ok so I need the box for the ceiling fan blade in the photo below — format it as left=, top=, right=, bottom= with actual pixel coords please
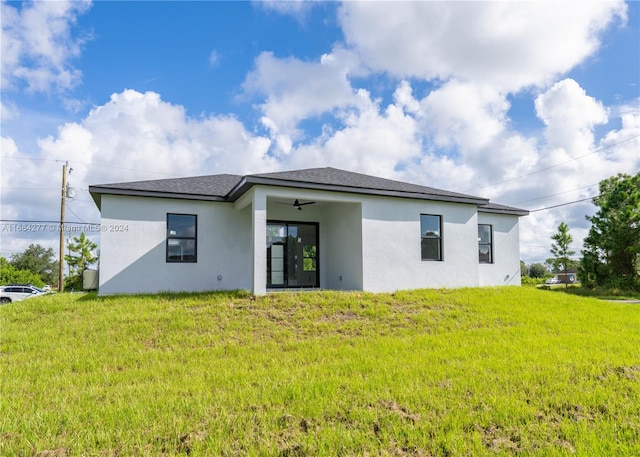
left=275, top=199, right=316, bottom=209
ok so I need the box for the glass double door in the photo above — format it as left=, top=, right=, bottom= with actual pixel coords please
left=267, top=222, right=318, bottom=288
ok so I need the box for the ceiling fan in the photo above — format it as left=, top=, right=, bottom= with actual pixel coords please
left=277, top=199, right=316, bottom=211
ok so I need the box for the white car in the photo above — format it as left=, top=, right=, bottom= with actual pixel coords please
left=545, top=277, right=562, bottom=285
left=0, top=285, right=46, bottom=304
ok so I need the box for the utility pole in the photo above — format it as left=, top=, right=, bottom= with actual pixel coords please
left=58, top=162, right=68, bottom=292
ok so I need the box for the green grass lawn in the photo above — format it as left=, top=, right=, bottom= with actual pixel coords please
left=1, top=287, right=638, bottom=456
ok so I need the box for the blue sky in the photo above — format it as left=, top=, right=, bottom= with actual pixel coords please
left=1, top=0, right=639, bottom=265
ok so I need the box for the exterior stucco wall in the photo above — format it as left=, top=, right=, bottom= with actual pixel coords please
left=98, top=195, right=252, bottom=294
left=322, top=202, right=363, bottom=291
left=478, top=212, right=522, bottom=286
left=360, top=196, right=480, bottom=292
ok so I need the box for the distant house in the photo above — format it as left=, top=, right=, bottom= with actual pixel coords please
left=555, top=268, right=579, bottom=284
left=89, top=167, right=528, bottom=295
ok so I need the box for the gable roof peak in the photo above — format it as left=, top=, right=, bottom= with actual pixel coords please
left=240, top=166, right=487, bottom=203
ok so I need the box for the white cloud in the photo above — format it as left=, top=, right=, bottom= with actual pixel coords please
left=242, top=47, right=363, bottom=139
left=253, top=0, right=316, bottom=19
left=422, top=80, right=509, bottom=152
left=41, top=89, right=276, bottom=182
left=338, top=1, right=627, bottom=91
left=461, top=78, right=612, bottom=203
left=372, top=78, right=540, bottom=195
left=1, top=0, right=92, bottom=93
left=393, top=81, right=422, bottom=117
left=535, top=78, right=609, bottom=153
left=209, top=50, right=220, bottom=67
left=600, top=100, right=640, bottom=165
left=283, top=87, right=423, bottom=178
left=0, top=100, right=16, bottom=121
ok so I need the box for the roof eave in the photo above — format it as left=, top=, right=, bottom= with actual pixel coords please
left=478, top=206, right=529, bottom=216
left=88, top=186, right=229, bottom=203
left=226, top=176, right=251, bottom=201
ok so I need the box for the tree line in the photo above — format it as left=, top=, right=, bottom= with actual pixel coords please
left=1, top=233, right=98, bottom=290
left=536, top=172, right=639, bottom=290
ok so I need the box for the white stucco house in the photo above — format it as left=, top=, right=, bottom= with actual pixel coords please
left=89, top=167, right=528, bottom=295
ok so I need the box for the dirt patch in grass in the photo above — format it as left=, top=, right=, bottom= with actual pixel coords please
left=36, top=449, right=69, bottom=457
left=551, top=403, right=597, bottom=423
left=379, top=399, right=421, bottom=423
left=275, top=415, right=309, bottom=457
left=154, top=430, right=207, bottom=455
left=476, top=424, right=522, bottom=453
left=595, top=365, right=640, bottom=383
left=614, top=366, right=640, bottom=381
left=316, top=309, right=363, bottom=323
left=384, top=439, right=429, bottom=456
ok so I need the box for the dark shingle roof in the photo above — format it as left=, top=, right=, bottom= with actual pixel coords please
left=89, top=167, right=528, bottom=215
left=242, top=167, right=481, bottom=202
left=90, top=174, right=243, bottom=204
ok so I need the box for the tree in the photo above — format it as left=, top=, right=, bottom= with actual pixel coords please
left=528, top=262, right=548, bottom=278
left=10, top=244, right=59, bottom=286
left=580, top=173, right=640, bottom=290
left=548, top=222, right=576, bottom=287
left=0, top=257, right=44, bottom=286
left=65, top=233, right=98, bottom=290
left=520, top=261, right=529, bottom=277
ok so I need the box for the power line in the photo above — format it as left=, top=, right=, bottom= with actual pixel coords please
left=65, top=202, right=89, bottom=224
left=508, top=183, right=599, bottom=205
left=464, top=134, right=640, bottom=192
left=528, top=196, right=597, bottom=213
left=527, top=180, right=629, bottom=212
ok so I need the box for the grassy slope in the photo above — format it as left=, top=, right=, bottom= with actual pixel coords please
left=1, top=288, right=638, bottom=456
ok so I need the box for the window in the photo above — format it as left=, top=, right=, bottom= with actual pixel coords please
left=166, top=214, right=197, bottom=262
left=421, top=214, right=442, bottom=261
left=478, top=224, right=493, bottom=263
